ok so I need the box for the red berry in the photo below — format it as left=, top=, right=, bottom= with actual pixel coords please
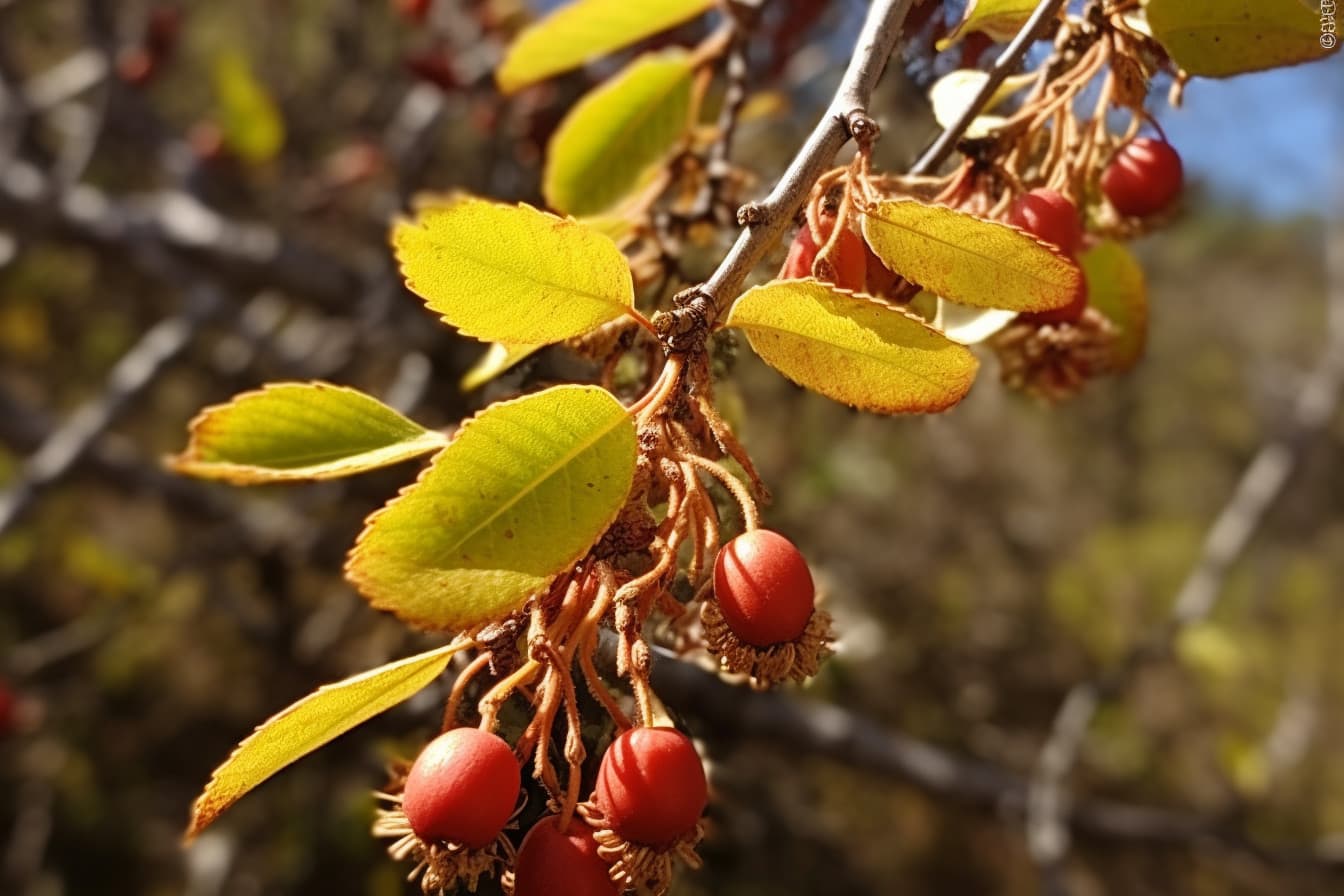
left=713, top=529, right=815, bottom=648
left=0, top=682, right=15, bottom=737
left=393, top=0, right=432, bottom=22
left=513, top=816, right=619, bottom=896
left=1101, top=137, right=1183, bottom=218
left=593, top=727, right=707, bottom=847
left=779, top=214, right=867, bottom=293
left=402, top=728, right=520, bottom=849
left=1007, top=189, right=1082, bottom=257
left=405, top=52, right=459, bottom=91
left=1019, top=279, right=1088, bottom=326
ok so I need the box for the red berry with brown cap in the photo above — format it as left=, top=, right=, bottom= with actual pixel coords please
left=1007, top=188, right=1082, bottom=257
left=402, top=728, right=520, bottom=848
left=593, top=727, right=707, bottom=847
left=1101, top=137, right=1183, bottom=218
left=513, top=816, right=619, bottom=896
left=713, top=529, right=816, bottom=648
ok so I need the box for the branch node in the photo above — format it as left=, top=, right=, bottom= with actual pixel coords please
left=735, top=201, right=768, bottom=227
left=845, top=110, right=880, bottom=147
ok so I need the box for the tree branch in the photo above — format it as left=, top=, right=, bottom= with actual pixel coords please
left=647, top=646, right=1344, bottom=871
left=700, top=0, right=916, bottom=307
left=1024, top=209, right=1344, bottom=880
left=910, top=0, right=1068, bottom=176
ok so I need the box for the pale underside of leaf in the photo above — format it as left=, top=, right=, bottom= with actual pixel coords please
left=496, top=0, right=716, bottom=93
left=345, top=385, right=637, bottom=631
left=936, top=299, right=1019, bottom=345
left=725, top=279, right=979, bottom=415
left=169, top=382, right=447, bottom=483
left=185, top=640, right=469, bottom=840
left=459, top=342, right=545, bottom=392
left=544, top=50, right=694, bottom=217
left=1147, top=0, right=1336, bottom=77
left=392, top=198, right=635, bottom=345
left=861, top=199, right=1081, bottom=313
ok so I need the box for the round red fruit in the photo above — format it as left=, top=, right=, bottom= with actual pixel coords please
left=594, top=727, right=707, bottom=847
left=402, top=728, right=520, bottom=848
left=779, top=215, right=867, bottom=293
left=0, top=681, right=15, bottom=736
left=1101, top=137, right=1183, bottom=218
left=713, top=529, right=815, bottom=648
left=1019, top=279, right=1088, bottom=326
left=1007, top=189, right=1082, bottom=256
left=513, top=816, right=619, bottom=896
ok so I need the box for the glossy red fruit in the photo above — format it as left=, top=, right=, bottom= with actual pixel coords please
left=402, top=728, right=520, bottom=848
left=393, top=0, right=432, bottom=22
left=0, top=682, right=15, bottom=736
left=779, top=214, right=867, bottom=293
left=1019, top=280, right=1088, bottom=326
left=513, top=816, right=619, bottom=896
left=1101, top=137, right=1183, bottom=218
left=713, top=529, right=815, bottom=647
left=1007, top=189, right=1082, bottom=257
left=594, top=727, right=707, bottom=847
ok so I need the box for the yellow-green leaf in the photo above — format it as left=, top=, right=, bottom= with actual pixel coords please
left=545, top=51, right=694, bottom=216
left=938, top=0, right=1040, bottom=49
left=212, top=50, right=284, bottom=164
left=725, top=279, right=979, bottom=414
left=861, top=199, right=1082, bottom=313
left=1081, top=240, right=1147, bottom=371
left=346, top=385, right=637, bottom=631
left=497, top=0, right=715, bottom=93
left=1147, top=0, right=1335, bottom=77
left=185, top=640, right=469, bottom=840
left=459, top=342, right=545, bottom=392
left=169, top=383, right=447, bottom=484
left=393, top=198, right=636, bottom=345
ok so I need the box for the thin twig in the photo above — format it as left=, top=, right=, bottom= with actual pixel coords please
left=1024, top=210, right=1344, bottom=881
left=700, top=0, right=916, bottom=308
left=909, top=0, right=1068, bottom=176
left=0, top=282, right=226, bottom=536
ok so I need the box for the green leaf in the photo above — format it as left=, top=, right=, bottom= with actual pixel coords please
left=861, top=199, right=1082, bottom=313
left=346, top=385, right=637, bottom=631
left=459, top=342, right=545, bottom=392
left=938, top=0, right=1041, bottom=49
left=185, top=641, right=469, bottom=840
left=1080, top=240, right=1147, bottom=371
left=545, top=51, right=694, bottom=216
left=497, top=0, right=716, bottom=93
left=393, top=198, right=636, bottom=345
left=169, top=382, right=447, bottom=484
left=1147, top=0, right=1336, bottom=77
left=212, top=50, right=284, bottom=163
left=725, top=279, right=979, bottom=414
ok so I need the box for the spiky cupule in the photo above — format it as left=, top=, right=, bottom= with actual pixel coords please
left=700, top=599, right=833, bottom=690
left=576, top=801, right=703, bottom=895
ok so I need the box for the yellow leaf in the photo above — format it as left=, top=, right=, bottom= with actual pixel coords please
left=1148, top=0, right=1336, bottom=78
left=1080, top=240, right=1147, bottom=371
left=861, top=199, right=1082, bottom=313
left=185, top=641, right=468, bottom=840
left=937, top=0, right=1041, bottom=49
left=211, top=50, right=284, bottom=164
left=393, top=198, right=636, bottom=344
left=497, top=0, right=716, bottom=93
left=459, top=342, right=544, bottom=392
left=725, top=279, right=979, bottom=414
left=545, top=51, right=694, bottom=216
left=169, top=382, right=447, bottom=483
left=345, top=385, right=637, bottom=631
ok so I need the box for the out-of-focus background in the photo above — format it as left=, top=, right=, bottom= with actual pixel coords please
left=2, top=1, right=1342, bottom=894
